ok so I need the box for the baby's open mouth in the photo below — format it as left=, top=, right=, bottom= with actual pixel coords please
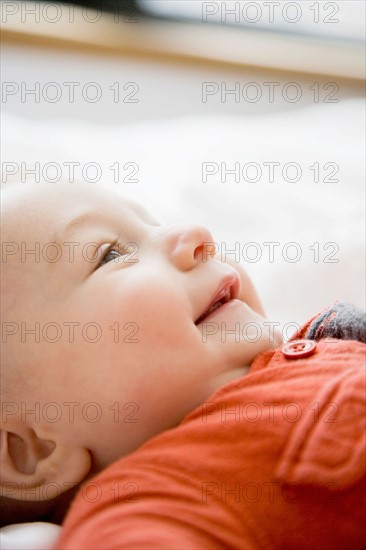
left=195, top=278, right=237, bottom=325
left=195, top=292, right=231, bottom=325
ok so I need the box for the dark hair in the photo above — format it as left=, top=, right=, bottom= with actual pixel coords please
left=0, top=485, right=80, bottom=528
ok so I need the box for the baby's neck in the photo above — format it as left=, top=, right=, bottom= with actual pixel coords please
left=209, top=366, right=250, bottom=397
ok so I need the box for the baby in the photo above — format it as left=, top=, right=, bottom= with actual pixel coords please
left=0, top=180, right=280, bottom=515
left=1, top=181, right=365, bottom=549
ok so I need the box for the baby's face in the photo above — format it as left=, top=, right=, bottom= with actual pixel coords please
left=2, top=182, right=276, bottom=471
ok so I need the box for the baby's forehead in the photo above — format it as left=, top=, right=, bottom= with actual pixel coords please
left=2, top=181, right=150, bottom=242
left=3, top=179, right=137, bottom=210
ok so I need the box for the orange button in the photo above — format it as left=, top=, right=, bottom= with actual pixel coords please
left=282, top=339, right=317, bottom=359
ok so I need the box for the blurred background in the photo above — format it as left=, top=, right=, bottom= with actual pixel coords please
left=1, top=1, right=365, bottom=329
left=1, top=0, right=364, bottom=123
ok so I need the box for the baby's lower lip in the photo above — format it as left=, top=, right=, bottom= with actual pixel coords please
left=196, top=299, right=241, bottom=325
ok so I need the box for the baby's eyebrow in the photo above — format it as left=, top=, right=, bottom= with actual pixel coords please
left=52, top=210, right=97, bottom=245
left=51, top=202, right=158, bottom=248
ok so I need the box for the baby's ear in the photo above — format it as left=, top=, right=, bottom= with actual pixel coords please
left=0, top=425, right=91, bottom=502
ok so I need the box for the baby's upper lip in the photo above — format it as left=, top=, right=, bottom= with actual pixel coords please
left=195, top=273, right=240, bottom=325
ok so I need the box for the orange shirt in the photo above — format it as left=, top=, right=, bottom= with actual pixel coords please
left=57, top=318, right=366, bottom=549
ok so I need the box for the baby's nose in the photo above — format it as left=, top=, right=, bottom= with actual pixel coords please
left=165, top=224, right=216, bottom=271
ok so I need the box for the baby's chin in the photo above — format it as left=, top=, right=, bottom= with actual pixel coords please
left=205, top=330, right=283, bottom=397
left=271, top=329, right=284, bottom=350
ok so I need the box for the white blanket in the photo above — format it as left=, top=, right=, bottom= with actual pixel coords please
left=0, top=522, right=61, bottom=550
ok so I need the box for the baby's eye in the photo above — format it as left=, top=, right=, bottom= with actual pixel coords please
left=101, top=248, right=122, bottom=265
left=99, top=241, right=125, bottom=267
left=96, top=240, right=138, bottom=270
